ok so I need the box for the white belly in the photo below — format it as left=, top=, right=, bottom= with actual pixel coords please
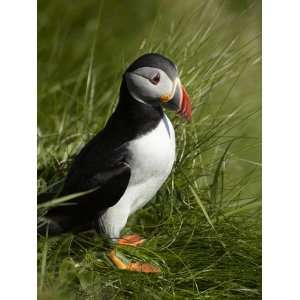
left=100, top=114, right=176, bottom=239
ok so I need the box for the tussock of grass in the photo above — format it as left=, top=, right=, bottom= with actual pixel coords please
left=38, top=0, right=261, bottom=299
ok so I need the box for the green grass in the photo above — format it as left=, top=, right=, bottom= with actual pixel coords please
left=38, top=0, right=261, bottom=299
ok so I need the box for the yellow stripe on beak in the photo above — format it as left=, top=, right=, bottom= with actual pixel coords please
left=160, top=94, right=171, bottom=102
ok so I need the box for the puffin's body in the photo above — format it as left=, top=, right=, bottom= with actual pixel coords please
left=39, top=53, right=191, bottom=272
left=100, top=113, right=176, bottom=238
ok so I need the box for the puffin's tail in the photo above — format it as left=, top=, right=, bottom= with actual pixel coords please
left=37, top=217, right=65, bottom=236
left=37, top=191, right=58, bottom=204
left=37, top=191, right=66, bottom=236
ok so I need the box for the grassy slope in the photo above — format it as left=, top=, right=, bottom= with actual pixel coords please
left=38, top=0, right=261, bottom=299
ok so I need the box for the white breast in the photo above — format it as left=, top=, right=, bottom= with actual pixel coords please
left=99, top=114, right=176, bottom=239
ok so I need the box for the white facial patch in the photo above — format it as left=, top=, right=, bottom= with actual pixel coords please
left=125, top=67, right=174, bottom=105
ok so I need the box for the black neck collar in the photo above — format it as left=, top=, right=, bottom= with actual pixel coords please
left=112, top=80, right=164, bottom=138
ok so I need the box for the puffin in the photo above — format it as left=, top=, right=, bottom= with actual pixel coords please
left=38, top=53, right=192, bottom=273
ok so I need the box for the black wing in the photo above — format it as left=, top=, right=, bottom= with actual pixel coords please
left=46, top=122, right=131, bottom=230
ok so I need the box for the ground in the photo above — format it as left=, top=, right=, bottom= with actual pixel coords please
left=38, top=1, right=261, bottom=299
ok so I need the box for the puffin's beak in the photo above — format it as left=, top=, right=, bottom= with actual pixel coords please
left=160, top=81, right=192, bottom=121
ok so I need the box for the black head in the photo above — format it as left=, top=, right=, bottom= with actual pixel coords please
left=126, top=53, right=178, bottom=81
left=124, top=53, right=192, bottom=121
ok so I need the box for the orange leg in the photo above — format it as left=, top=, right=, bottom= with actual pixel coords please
left=117, top=234, right=145, bottom=247
left=108, top=249, right=160, bottom=273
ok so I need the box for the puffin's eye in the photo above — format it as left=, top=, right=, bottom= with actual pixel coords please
left=150, top=73, right=160, bottom=85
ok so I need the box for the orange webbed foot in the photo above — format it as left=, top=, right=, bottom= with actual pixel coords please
left=117, top=234, right=145, bottom=247
left=108, top=249, right=160, bottom=273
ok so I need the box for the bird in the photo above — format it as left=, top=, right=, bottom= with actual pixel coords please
left=38, top=53, right=192, bottom=273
